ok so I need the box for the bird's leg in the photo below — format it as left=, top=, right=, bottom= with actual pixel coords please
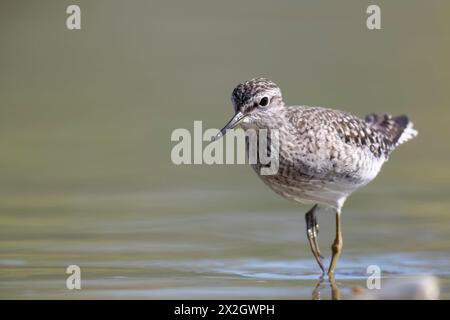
left=311, top=209, right=323, bottom=259
left=305, top=204, right=325, bottom=273
left=327, top=210, right=343, bottom=276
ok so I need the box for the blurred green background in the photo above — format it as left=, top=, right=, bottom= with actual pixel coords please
left=0, top=0, right=449, bottom=299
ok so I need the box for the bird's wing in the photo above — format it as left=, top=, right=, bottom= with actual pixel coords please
left=365, top=113, right=418, bottom=147
left=287, top=106, right=402, bottom=158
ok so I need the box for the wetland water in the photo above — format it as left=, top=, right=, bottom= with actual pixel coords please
left=1, top=187, right=450, bottom=299
left=1, top=1, right=449, bottom=299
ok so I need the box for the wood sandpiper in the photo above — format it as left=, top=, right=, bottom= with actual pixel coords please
left=216, top=78, right=418, bottom=276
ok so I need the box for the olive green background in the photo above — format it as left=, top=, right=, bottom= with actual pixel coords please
left=1, top=0, right=449, bottom=299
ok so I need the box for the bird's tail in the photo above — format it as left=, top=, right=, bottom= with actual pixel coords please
left=365, top=113, right=418, bottom=148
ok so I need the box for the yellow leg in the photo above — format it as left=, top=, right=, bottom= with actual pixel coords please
left=327, top=210, right=343, bottom=276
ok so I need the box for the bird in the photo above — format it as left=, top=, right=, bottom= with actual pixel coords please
left=214, top=78, right=418, bottom=277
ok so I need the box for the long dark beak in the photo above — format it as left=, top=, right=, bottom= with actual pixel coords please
left=213, top=111, right=246, bottom=141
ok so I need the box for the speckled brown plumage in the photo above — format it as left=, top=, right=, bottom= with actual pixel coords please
left=229, top=78, right=417, bottom=209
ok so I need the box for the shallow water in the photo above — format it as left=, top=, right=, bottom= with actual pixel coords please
left=1, top=1, right=450, bottom=299
left=1, top=188, right=449, bottom=299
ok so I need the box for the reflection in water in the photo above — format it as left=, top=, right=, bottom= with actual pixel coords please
left=311, top=274, right=440, bottom=300
left=312, top=276, right=341, bottom=300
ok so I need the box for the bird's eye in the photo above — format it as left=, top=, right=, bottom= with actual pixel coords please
left=259, top=97, right=269, bottom=107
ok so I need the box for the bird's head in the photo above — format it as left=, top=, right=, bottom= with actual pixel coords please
left=215, top=78, right=284, bottom=140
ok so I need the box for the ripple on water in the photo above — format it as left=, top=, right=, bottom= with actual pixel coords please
left=78, top=251, right=450, bottom=280
left=0, top=259, right=26, bottom=266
